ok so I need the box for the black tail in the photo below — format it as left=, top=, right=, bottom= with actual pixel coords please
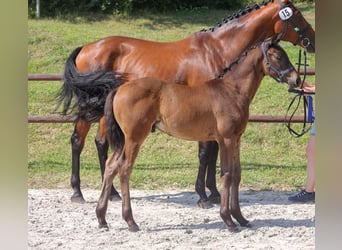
left=104, top=89, right=125, bottom=152
left=55, top=46, right=125, bottom=122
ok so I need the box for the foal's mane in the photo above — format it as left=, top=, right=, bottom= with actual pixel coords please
left=200, top=0, right=275, bottom=33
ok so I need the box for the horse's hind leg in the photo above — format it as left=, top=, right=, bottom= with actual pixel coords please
left=96, top=153, right=119, bottom=228
left=95, top=117, right=121, bottom=201
left=70, top=119, right=91, bottom=203
left=196, top=141, right=220, bottom=208
left=205, top=141, right=221, bottom=204
left=195, top=142, right=212, bottom=209
left=119, top=140, right=141, bottom=232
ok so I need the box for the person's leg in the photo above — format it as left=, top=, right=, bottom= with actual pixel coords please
left=288, top=122, right=315, bottom=202
left=305, top=134, right=315, bottom=192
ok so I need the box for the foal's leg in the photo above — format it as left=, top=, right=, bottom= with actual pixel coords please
left=230, top=139, right=249, bottom=227
left=218, top=138, right=237, bottom=232
left=96, top=153, right=120, bottom=228
left=95, top=117, right=121, bottom=201
left=70, top=119, right=91, bottom=203
left=119, top=140, right=141, bottom=232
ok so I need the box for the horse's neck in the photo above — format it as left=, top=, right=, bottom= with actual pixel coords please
left=222, top=48, right=265, bottom=102
left=209, top=2, right=278, bottom=65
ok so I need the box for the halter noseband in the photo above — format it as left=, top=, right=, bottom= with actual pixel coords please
left=261, top=41, right=295, bottom=83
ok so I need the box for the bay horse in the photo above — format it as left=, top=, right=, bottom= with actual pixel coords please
left=96, top=40, right=301, bottom=232
left=56, top=0, right=315, bottom=205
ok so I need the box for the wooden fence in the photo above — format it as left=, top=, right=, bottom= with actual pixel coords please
left=28, top=69, right=315, bottom=124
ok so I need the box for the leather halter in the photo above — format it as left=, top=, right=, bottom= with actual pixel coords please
left=276, top=0, right=312, bottom=48
left=218, top=41, right=293, bottom=81
left=261, top=41, right=295, bottom=83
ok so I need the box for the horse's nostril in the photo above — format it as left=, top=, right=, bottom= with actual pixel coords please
left=296, top=77, right=301, bottom=86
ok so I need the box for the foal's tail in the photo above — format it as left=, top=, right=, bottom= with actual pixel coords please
left=55, top=46, right=125, bottom=122
left=104, top=89, right=125, bottom=153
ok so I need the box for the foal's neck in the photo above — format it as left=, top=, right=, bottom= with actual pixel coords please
left=222, top=47, right=265, bottom=102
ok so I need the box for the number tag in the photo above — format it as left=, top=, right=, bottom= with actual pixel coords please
left=279, top=7, right=293, bottom=20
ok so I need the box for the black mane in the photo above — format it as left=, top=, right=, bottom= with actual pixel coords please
left=200, top=0, right=274, bottom=32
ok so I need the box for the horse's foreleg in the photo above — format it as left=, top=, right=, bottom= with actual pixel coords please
left=220, top=172, right=237, bottom=231
left=96, top=153, right=119, bottom=228
left=70, top=119, right=91, bottom=203
left=230, top=182, right=249, bottom=227
left=195, top=142, right=212, bottom=209
left=230, top=140, right=249, bottom=227
left=95, top=117, right=121, bottom=201
left=218, top=138, right=237, bottom=232
left=205, top=141, right=220, bottom=204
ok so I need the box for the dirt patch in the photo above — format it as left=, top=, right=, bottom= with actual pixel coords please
left=28, top=189, right=314, bottom=249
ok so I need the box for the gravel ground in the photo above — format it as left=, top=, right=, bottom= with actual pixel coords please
left=28, top=189, right=315, bottom=250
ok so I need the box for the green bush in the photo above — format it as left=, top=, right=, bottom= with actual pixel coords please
left=28, top=0, right=132, bottom=17
left=131, top=0, right=245, bottom=12
left=28, top=0, right=314, bottom=18
left=28, top=0, right=248, bottom=17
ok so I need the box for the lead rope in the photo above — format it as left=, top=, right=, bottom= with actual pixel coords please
left=285, top=46, right=315, bottom=137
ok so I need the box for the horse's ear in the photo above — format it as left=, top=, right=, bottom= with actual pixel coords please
left=264, top=36, right=278, bottom=49
left=278, top=0, right=290, bottom=7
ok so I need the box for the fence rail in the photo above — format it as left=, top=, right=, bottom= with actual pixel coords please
left=28, top=70, right=315, bottom=124
left=27, top=115, right=307, bottom=123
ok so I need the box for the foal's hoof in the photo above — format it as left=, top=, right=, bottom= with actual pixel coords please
left=109, top=193, right=122, bottom=202
left=128, top=224, right=140, bottom=232
left=98, top=223, right=109, bottom=230
left=71, top=193, right=85, bottom=203
left=208, top=194, right=221, bottom=204
left=197, top=199, right=213, bottom=209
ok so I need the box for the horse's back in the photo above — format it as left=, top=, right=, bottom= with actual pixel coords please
left=75, top=35, right=187, bottom=73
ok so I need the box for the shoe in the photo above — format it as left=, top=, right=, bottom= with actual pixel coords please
left=288, top=189, right=315, bottom=203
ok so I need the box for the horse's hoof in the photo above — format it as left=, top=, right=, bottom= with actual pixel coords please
left=197, top=199, right=213, bottom=209
left=109, top=194, right=121, bottom=202
left=128, top=224, right=140, bottom=232
left=227, top=225, right=240, bottom=233
left=241, top=221, right=251, bottom=228
left=208, top=194, right=221, bottom=204
left=71, top=194, right=85, bottom=203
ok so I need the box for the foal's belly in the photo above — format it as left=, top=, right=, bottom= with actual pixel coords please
left=155, top=118, right=217, bottom=142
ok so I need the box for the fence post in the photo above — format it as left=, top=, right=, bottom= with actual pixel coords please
left=36, top=0, right=40, bottom=19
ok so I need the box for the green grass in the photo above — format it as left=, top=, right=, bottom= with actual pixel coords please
left=28, top=3, right=315, bottom=192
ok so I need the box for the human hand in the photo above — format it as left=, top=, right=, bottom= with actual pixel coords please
left=301, top=82, right=315, bottom=94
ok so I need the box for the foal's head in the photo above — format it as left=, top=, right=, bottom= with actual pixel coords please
left=262, top=41, right=301, bottom=89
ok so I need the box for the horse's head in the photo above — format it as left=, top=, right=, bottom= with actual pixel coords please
left=274, top=0, right=315, bottom=53
left=261, top=41, right=301, bottom=89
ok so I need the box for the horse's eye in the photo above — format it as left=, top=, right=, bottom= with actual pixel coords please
left=274, top=55, right=281, bottom=60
